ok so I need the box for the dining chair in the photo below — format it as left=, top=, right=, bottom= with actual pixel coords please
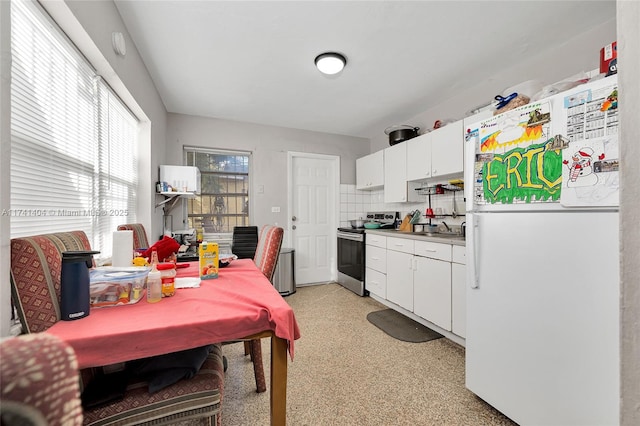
left=116, top=223, right=150, bottom=250
left=231, top=225, right=259, bottom=259
left=233, top=225, right=284, bottom=393
left=1, top=333, right=84, bottom=425
left=10, top=230, right=225, bottom=426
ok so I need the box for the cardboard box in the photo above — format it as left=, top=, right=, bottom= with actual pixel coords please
left=199, top=241, right=219, bottom=280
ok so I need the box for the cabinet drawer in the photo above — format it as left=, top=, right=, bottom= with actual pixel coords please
left=452, top=245, right=466, bottom=264
left=414, top=240, right=451, bottom=261
left=366, top=267, right=386, bottom=299
left=366, top=245, right=387, bottom=273
left=386, top=237, right=414, bottom=254
left=366, top=234, right=386, bottom=249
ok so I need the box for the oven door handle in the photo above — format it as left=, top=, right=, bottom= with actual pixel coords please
left=337, top=231, right=364, bottom=242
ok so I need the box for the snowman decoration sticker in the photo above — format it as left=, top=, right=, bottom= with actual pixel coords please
left=564, top=147, right=599, bottom=187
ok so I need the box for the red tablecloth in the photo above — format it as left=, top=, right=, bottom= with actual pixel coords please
left=46, top=259, right=300, bottom=369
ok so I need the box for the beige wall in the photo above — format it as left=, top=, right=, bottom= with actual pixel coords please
left=618, top=2, right=640, bottom=424
left=165, top=113, right=369, bottom=230
left=370, top=18, right=617, bottom=152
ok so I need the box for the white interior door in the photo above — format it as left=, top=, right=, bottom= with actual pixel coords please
left=289, top=154, right=338, bottom=284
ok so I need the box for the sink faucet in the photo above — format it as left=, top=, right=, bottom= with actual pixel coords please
left=441, top=221, right=451, bottom=232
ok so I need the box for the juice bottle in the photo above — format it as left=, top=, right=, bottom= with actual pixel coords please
left=157, top=262, right=176, bottom=297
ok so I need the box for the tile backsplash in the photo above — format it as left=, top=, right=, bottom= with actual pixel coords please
left=339, top=184, right=466, bottom=230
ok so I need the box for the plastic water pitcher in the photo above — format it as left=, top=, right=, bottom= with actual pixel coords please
left=60, top=250, right=99, bottom=321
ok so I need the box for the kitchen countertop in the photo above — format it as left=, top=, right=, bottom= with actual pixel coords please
left=365, top=229, right=466, bottom=246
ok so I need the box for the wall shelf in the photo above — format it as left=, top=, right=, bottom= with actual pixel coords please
left=155, top=192, right=197, bottom=214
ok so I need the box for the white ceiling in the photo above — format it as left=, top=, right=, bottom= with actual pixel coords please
left=114, top=1, right=616, bottom=139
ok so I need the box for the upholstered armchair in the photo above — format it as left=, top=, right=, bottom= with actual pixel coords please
left=9, top=231, right=225, bottom=425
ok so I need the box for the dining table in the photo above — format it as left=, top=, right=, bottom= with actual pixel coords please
left=46, top=258, right=301, bottom=425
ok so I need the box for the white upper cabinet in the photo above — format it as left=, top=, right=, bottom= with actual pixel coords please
left=406, top=132, right=432, bottom=181
left=430, top=119, right=463, bottom=178
left=384, top=143, right=408, bottom=203
left=356, top=151, right=384, bottom=190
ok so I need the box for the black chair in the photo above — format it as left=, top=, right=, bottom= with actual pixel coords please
left=231, top=226, right=259, bottom=259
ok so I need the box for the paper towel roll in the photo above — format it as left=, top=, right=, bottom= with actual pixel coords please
left=112, top=230, right=133, bottom=267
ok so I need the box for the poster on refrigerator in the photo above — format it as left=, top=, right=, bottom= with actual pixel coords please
left=558, top=82, right=619, bottom=207
left=472, top=100, right=562, bottom=205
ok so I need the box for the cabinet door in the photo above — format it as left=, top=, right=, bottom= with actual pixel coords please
left=356, top=151, right=383, bottom=190
left=406, top=133, right=432, bottom=181
left=386, top=250, right=413, bottom=311
left=413, top=256, right=452, bottom=331
left=431, top=120, right=463, bottom=178
left=451, top=262, right=466, bottom=338
left=366, top=267, right=386, bottom=299
left=383, top=143, right=408, bottom=203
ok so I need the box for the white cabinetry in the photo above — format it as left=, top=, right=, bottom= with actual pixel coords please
left=406, top=133, right=432, bottom=181
left=365, top=235, right=387, bottom=298
left=385, top=237, right=414, bottom=311
left=430, top=120, right=463, bottom=178
left=356, top=151, right=383, bottom=190
left=413, top=241, right=452, bottom=331
left=406, top=120, right=464, bottom=182
left=384, top=144, right=420, bottom=203
left=384, top=143, right=407, bottom=203
left=451, top=245, right=466, bottom=338
left=368, top=231, right=467, bottom=341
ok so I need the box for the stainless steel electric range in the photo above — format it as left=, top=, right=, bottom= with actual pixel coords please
left=336, top=211, right=397, bottom=296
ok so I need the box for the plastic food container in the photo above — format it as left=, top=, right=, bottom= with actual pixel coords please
left=89, top=266, right=150, bottom=307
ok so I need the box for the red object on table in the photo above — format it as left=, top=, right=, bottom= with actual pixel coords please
left=140, top=235, right=180, bottom=263
left=46, top=259, right=300, bottom=369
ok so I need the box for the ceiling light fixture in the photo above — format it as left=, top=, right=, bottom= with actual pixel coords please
left=314, top=52, right=347, bottom=75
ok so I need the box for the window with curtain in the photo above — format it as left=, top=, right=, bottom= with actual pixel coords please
left=10, top=0, right=138, bottom=258
left=184, top=147, right=250, bottom=234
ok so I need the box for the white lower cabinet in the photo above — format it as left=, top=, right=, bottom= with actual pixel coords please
left=365, top=235, right=387, bottom=299
left=451, top=245, right=466, bottom=338
left=366, top=267, right=386, bottom=299
left=367, top=232, right=467, bottom=340
left=413, top=255, right=452, bottom=331
left=386, top=249, right=414, bottom=311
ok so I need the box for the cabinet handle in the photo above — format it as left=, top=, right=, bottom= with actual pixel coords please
left=422, top=249, right=436, bottom=252
left=408, top=257, right=412, bottom=270
left=433, top=169, right=437, bottom=174
left=372, top=256, right=379, bottom=260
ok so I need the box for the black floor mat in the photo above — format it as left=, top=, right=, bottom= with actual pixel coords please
left=366, top=309, right=443, bottom=343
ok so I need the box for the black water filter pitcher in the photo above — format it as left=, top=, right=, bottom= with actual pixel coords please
left=60, top=250, right=100, bottom=321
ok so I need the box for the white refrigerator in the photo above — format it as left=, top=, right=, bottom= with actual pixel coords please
left=464, top=75, right=620, bottom=425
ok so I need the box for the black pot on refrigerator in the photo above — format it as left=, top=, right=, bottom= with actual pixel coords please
left=60, top=250, right=100, bottom=321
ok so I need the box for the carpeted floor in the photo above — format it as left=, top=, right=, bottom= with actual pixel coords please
left=218, top=283, right=516, bottom=425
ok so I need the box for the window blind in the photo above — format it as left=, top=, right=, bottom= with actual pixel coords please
left=10, top=0, right=138, bottom=258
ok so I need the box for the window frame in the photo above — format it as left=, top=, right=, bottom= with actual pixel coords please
left=183, top=146, right=252, bottom=235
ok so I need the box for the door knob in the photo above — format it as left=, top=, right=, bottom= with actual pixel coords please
left=292, top=216, right=297, bottom=221
left=292, top=225, right=297, bottom=230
